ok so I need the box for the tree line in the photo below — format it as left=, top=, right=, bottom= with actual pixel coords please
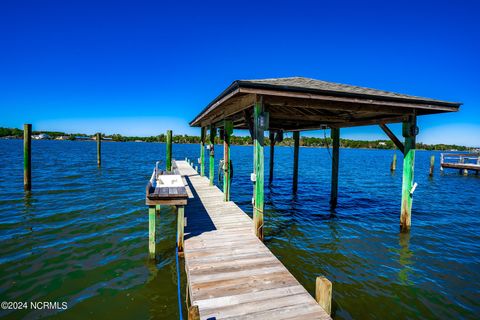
left=0, top=127, right=471, bottom=151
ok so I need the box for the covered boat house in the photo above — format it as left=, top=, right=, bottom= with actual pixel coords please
left=189, top=77, right=461, bottom=236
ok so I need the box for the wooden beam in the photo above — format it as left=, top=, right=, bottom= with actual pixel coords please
left=379, top=123, right=405, bottom=154
left=241, top=87, right=459, bottom=113
left=330, top=128, right=340, bottom=208
left=400, top=115, right=417, bottom=232
left=293, top=131, right=300, bottom=193
left=253, top=96, right=265, bottom=240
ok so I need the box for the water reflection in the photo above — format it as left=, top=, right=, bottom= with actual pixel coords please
left=398, top=232, right=414, bottom=285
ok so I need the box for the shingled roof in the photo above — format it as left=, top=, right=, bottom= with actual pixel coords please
left=190, top=77, right=461, bottom=130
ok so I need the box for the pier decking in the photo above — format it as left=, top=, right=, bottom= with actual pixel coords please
left=176, top=160, right=330, bottom=320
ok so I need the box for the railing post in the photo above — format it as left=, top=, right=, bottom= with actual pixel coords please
left=24, top=124, right=32, bottom=192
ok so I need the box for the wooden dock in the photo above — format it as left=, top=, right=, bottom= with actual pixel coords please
left=175, top=160, right=331, bottom=320
left=440, top=153, right=480, bottom=175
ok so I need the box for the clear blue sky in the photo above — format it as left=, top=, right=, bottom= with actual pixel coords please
left=1, top=0, right=479, bottom=146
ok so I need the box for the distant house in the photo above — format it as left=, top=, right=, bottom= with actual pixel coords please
left=56, top=136, right=70, bottom=140
left=378, top=142, right=386, bottom=146
left=32, top=133, right=50, bottom=140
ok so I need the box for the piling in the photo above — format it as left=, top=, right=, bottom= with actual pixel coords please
left=293, top=131, right=300, bottom=192
left=269, top=131, right=275, bottom=182
left=177, top=206, right=185, bottom=253
left=330, top=128, right=340, bottom=209
left=148, top=205, right=156, bottom=259
left=23, top=124, right=32, bottom=191
left=400, top=115, right=416, bottom=232
left=209, top=126, right=216, bottom=186
left=188, top=305, right=200, bottom=320
left=253, top=97, right=265, bottom=240
left=200, top=127, right=206, bottom=176
left=166, top=130, right=172, bottom=171
left=315, top=276, right=332, bottom=315
left=223, top=120, right=233, bottom=201
left=429, top=155, right=435, bottom=177
left=391, top=153, right=397, bottom=171
left=96, top=133, right=101, bottom=167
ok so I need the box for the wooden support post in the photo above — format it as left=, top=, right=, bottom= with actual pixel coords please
left=166, top=130, right=172, bottom=171
left=223, top=120, right=233, bottom=201
left=330, top=128, right=340, bottom=209
left=391, top=153, right=397, bottom=172
left=148, top=205, right=156, bottom=259
left=177, top=205, right=184, bottom=253
left=293, top=131, right=300, bottom=192
left=188, top=305, right=200, bottom=320
left=269, top=131, right=275, bottom=183
left=96, top=132, right=101, bottom=167
left=23, top=124, right=32, bottom=192
left=200, top=127, right=206, bottom=177
left=429, top=155, right=435, bottom=177
left=400, top=115, right=417, bottom=232
left=155, top=204, right=161, bottom=214
left=209, top=125, right=216, bottom=186
left=315, top=276, right=332, bottom=315
left=253, top=97, right=266, bottom=240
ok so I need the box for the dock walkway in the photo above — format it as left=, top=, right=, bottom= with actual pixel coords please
left=176, top=160, right=330, bottom=320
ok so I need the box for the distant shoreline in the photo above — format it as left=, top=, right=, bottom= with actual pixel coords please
left=1, top=134, right=476, bottom=152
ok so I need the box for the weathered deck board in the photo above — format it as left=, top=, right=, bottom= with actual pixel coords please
left=175, top=160, right=330, bottom=320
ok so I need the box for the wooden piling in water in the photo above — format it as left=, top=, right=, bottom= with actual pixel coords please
left=166, top=130, right=172, bottom=171
left=200, top=127, right=206, bottom=177
left=96, top=133, right=101, bottom=167
left=315, top=276, right=332, bottom=315
left=209, top=125, right=216, bottom=186
left=293, top=131, right=300, bottom=192
left=148, top=205, right=156, bottom=259
left=269, top=131, right=275, bottom=183
left=188, top=305, right=200, bottom=320
left=330, top=128, right=340, bottom=209
left=253, top=96, right=266, bottom=240
left=429, top=155, right=435, bottom=177
left=24, top=124, right=32, bottom=192
left=400, top=115, right=416, bottom=232
left=391, top=153, right=397, bottom=172
left=177, top=205, right=184, bottom=253
left=223, top=120, right=233, bottom=201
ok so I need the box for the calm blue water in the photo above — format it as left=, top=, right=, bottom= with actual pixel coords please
left=0, top=140, right=479, bottom=319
